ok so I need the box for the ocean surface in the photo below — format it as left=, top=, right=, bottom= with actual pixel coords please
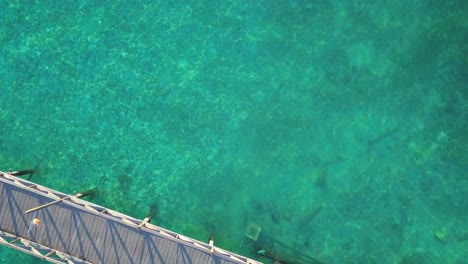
left=0, top=1, right=466, bottom=263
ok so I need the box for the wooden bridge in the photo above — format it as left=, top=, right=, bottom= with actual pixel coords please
left=0, top=170, right=262, bottom=264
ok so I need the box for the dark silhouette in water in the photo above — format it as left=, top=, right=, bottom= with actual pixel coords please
left=9, top=150, right=48, bottom=180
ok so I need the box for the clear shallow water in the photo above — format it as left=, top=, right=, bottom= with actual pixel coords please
left=0, top=1, right=466, bottom=263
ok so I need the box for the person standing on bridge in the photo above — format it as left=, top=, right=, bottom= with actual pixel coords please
left=27, top=212, right=40, bottom=233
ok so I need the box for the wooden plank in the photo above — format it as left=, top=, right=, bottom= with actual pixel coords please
left=178, top=244, right=191, bottom=263
left=39, top=207, right=55, bottom=248
left=163, top=240, right=174, bottom=263
left=79, top=212, right=96, bottom=262
left=134, top=234, right=147, bottom=263
left=3, top=186, right=18, bottom=233
left=76, top=211, right=91, bottom=261
left=111, top=222, right=130, bottom=263
left=104, top=219, right=119, bottom=264
left=198, top=248, right=210, bottom=263
left=66, top=210, right=79, bottom=257
left=51, top=206, right=70, bottom=253
left=156, top=235, right=172, bottom=263
left=123, top=225, right=140, bottom=264
left=135, top=233, right=148, bottom=261
left=81, top=211, right=102, bottom=263
left=167, top=238, right=179, bottom=263
left=25, top=195, right=72, bottom=214
left=148, top=236, right=164, bottom=263
left=84, top=215, right=98, bottom=262
left=32, top=205, right=44, bottom=243
left=54, top=205, right=73, bottom=254
left=107, top=221, right=122, bottom=263
left=0, top=184, right=11, bottom=230
left=195, top=246, right=208, bottom=263
left=112, top=221, right=128, bottom=263
left=70, top=211, right=87, bottom=260
left=127, top=229, right=140, bottom=264
left=14, top=189, right=33, bottom=235
left=123, top=228, right=140, bottom=263
left=77, top=211, right=93, bottom=257
left=147, top=234, right=164, bottom=263
left=131, top=232, right=145, bottom=263
left=91, top=214, right=107, bottom=262
left=100, top=219, right=113, bottom=263
left=0, top=183, right=7, bottom=224
left=137, top=234, right=150, bottom=264
left=122, top=225, right=137, bottom=263
left=194, top=249, right=207, bottom=262
left=154, top=235, right=168, bottom=262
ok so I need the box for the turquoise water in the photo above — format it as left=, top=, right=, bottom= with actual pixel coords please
left=0, top=0, right=466, bottom=263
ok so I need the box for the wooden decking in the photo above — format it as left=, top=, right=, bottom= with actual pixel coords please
left=0, top=171, right=261, bottom=264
